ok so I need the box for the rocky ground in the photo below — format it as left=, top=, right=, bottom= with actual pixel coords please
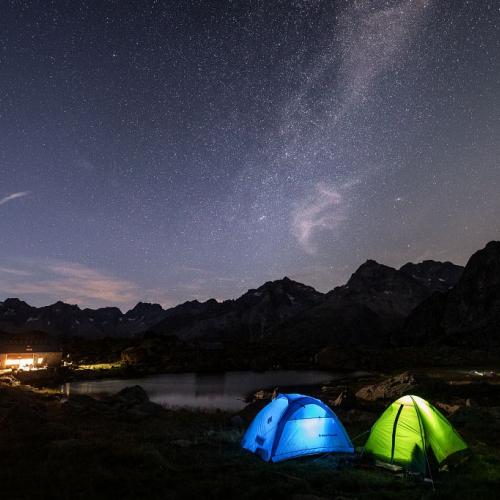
left=1, top=370, right=499, bottom=499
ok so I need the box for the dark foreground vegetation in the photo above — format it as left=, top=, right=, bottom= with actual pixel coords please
left=1, top=370, right=499, bottom=499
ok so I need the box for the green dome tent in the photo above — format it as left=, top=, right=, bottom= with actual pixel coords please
left=364, top=395, right=467, bottom=474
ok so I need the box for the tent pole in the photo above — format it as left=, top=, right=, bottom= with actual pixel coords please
left=390, top=404, right=404, bottom=464
left=410, top=396, right=435, bottom=491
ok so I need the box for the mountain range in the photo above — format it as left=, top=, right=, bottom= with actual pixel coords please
left=1, top=241, right=499, bottom=350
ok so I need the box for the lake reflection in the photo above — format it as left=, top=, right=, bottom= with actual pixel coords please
left=61, top=370, right=355, bottom=411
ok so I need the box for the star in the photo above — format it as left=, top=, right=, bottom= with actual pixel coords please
left=0, top=0, right=498, bottom=308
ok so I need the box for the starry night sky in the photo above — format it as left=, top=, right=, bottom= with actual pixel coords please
left=1, top=0, right=499, bottom=310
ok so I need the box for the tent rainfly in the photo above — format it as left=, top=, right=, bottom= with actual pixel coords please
left=363, top=395, right=468, bottom=474
left=241, top=393, right=354, bottom=462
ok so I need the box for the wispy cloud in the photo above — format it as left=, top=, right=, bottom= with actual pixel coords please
left=0, top=259, right=238, bottom=310
left=5, top=261, right=139, bottom=307
left=0, top=266, right=33, bottom=277
left=0, top=259, right=183, bottom=310
left=0, top=191, right=30, bottom=206
left=292, top=183, right=348, bottom=255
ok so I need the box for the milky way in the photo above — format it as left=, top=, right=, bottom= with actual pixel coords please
left=1, top=0, right=499, bottom=309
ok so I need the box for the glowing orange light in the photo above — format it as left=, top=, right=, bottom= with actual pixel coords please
left=4, top=354, right=47, bottom=371
left=5, top=356, right=34, bottom=369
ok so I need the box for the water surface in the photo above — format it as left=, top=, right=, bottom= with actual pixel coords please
left=61, top=370, right=362, bottom=411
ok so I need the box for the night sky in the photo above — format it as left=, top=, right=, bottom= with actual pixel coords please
left=1, top=0, right=499, bottom=310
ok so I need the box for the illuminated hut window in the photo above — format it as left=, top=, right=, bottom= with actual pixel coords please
left=5, top=355, right=35, bottom=369
left=0, top=332, right=62, bottom=370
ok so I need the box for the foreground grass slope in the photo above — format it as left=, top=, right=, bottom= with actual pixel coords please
left=0, top=379, right=499, bottom=500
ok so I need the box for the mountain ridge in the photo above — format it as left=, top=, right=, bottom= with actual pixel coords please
left=0, top=256, right=466, bottom=340
left=404, top=241, right=500, bottom=348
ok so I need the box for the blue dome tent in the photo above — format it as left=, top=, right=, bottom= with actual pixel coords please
left=241, top=393, right=354, bottom=462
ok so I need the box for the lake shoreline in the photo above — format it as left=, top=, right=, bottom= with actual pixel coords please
left=27, top=366, right=500, bottom=413
left=60, top=369, right=358, bottom=411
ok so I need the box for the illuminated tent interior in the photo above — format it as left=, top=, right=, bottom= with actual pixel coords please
left=241, top=393, right=354, bottom=462
left=363, top=395, right=468, bottom=474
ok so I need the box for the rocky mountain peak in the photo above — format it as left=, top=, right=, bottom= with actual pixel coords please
left=126, top=302, right=164, bottom=317
left=1, top=298, right=32, bottom=309
left=441, top=240, right=500, bottom=336
left=240, top=277, right=324, bottom=304
left=404, top=241, right=500, bottom=348
left=347, top=260, right=397, bottom=284
left=400, top=260, right=463, bottom=292
left=329, top=259, right=430, bottom=320
left=450, top=240, right=500, bottom=301
left=1, top=242, right=495, bottom=348
left=45, top=301, right=81, bottom=313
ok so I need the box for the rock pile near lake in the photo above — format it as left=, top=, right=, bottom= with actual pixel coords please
left=355, top=372, right=425, bottom=401
left=64, top=385, right=164, bottom=420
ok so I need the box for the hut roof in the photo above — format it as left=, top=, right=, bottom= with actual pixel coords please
left=0, top=331, right=61, bottom=353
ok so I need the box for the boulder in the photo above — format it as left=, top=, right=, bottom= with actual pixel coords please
left=435, top=402, right=461, bottom=415
left=110, top=386, right=165, bottom=417
left=113, top=385, right=149, bottom=406
left=355, top=372, right=422, bottom=401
